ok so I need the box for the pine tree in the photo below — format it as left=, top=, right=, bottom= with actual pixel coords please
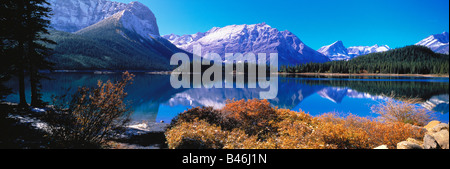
left=1, top=0, right=55, bottom=107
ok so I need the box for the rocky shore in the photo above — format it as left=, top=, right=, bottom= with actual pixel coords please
left=1, top=102, right=448, bottom=149
left=1, top=102, right=169, bottom=149
left=374, top=120, right=449, bottom=149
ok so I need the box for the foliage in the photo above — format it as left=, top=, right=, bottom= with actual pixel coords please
left=223, top=129, right=277, bottom=149
left=280, top=45, right=449, bottom=75
left=165, top=120, right=227, bottom=149
left=318, top=113, right=425, bottom=149
left=45, top=26, right=178, bottom=70
left=1, top=0, right=56, bottom=107
left=46, top=72, right=134, bottom=148
left=166, top=99, right=427, bottom=149
left=221, top=99, right=279, bottom=138
left=274, top=109, right=323, bottom=149
left=371, top=97, right=431, bottom=126
left=168, top=107, right=226, bottom=130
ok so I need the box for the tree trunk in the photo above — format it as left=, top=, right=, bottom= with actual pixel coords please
left=18, top=42, right=28, bottom=108
left=30, top=56, right=39, bottom=107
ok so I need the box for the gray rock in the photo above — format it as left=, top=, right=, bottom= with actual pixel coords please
left=431, top=130, right=449, bottom=149
left=423, top=134, right=439, bottom=149
left=48, top=0, right=160, bottom=36
left=397, top=141, right=423, bottom=149
left=430, top=123, right=449, bottom=133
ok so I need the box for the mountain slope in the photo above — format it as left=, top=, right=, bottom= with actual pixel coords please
left=416, top=32, right=449, bottom=54
left=47, top=1, right=186, bottom=70
left=163, top=23, right=330, bottom=66
left=318, top=41, right=391, bottom=61
left=49, top=0, right=128, bottom=32
left=317, top=41, right=350, bottom=61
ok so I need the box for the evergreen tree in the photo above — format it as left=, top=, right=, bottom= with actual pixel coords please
left=1, top=0, right=55, bottom=107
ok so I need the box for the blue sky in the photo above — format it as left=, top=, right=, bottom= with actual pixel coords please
left=115, top=0, right=449, bottom=50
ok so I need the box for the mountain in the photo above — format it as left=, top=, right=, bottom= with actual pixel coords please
left=416, top=32, right=449, bottom=54
left=163, top=23, right=330, bottom=66
left=317, top=41, right=351, bottom=61
left=49, top=0, right=128, bottom=32
left=47, top=1, right=185, bottom=70
left=318, top=41, right=391, bottom=61
left=347, top=45, right=391, bottom=57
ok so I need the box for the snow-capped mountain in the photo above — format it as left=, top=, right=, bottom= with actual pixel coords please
left=49, top=0, right=159, bottom=36
left=347, top=45, right=391, bottom=57
left=318, top=41, right=391, bottom=61
left=416, top=32, right=449, bottom=54
left=163, top=23, right=330, bottom=66
left=49, top=0, right=127, bottom=32
left=47, top=0, right=185, bottom=70
left=317, top=41, right=351, bottom=61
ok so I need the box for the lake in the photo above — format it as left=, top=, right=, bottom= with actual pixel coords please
left=3, top=73, right=449, bottom=123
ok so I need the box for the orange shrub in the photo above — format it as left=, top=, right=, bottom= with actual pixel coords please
left=49, top=72, right=134, bottom=148
left=223, top=129, right=277, bottom=149
left=275, top=109, right=323, bottom=149
left=318, top=113, right=425, bottom=149
left=222, top=99, right=278, bottom=137
left=168, top=107, right=225, bottom=129
left=165, top=99, right=426, bottom=149
left=165, top=120, right=227, bottom=149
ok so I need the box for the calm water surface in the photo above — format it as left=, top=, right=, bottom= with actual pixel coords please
left=4, top=73, right=449, bottom=123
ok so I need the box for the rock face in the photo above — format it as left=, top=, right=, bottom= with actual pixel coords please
left=416, top=32, right=449, bottom=54
left=46, top=0, right=185, bottom=70
left=397, top=141, right=423, bottom=149
left=163, top=23, right=330, bottom=66
left=423, top=121, right=449, bottom=149
left=48, top=0, right=159, bottom=36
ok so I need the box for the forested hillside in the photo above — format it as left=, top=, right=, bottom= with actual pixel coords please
left=280, top=46, right=449, bottom=74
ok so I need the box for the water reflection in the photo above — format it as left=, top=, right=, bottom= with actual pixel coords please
left=3, top=73, right=449, bottom=123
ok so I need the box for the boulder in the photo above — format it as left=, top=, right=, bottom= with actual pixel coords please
left=423, top=134, right=439, bottom=149
left=397, top=141, right=423, bottom=149
left=374, top=145, right=388, bottom=149
left=424, top=121, right=441, bottom=131
left=406, top=138, right=423, bottom=146
left=431, top=130, right=449, bottom=149
left=430, top=123, right=449, bottom=133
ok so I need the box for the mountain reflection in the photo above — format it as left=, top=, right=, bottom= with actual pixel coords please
left=3, top=73, right=449, bottom=122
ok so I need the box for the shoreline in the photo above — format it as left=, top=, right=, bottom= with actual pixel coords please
left=46, top=70, right=449, bottom=78
left=278, top=72, right=450, bottom=78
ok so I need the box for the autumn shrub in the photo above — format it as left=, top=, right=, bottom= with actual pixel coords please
left=223, top=129, right=277, bottom=149
left=168, top=106, right=229, bottom=130
left=318, top=113, right=425, bottom=149
left=47, top=72, right=134, bottom=148
left=166, top=99, right=427, bottom=149
left=275, top=109, right=323, bottom=149
left=165, top=120, right=227, bottom=149
left=371, top=97, right=431, bottom=126
left=221, top=99, right=279, bottom=138
left=317, top=114, right=371, bottom=149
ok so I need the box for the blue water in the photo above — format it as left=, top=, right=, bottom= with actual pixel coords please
left=3, top=73, right=449, bottom=123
